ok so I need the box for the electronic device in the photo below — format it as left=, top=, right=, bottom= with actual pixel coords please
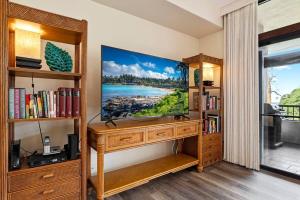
left=9, top=140, right=21, bottom=170
left=42, top=136, right=62, bottom=156
left=64, top=134, right=79, bottom=160
left=27, top=151, right=67, bottom=168
left=101, top=45, right=189, bottom=121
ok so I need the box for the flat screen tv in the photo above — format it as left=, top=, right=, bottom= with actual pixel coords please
left=101, top=45, right=189, bottom=121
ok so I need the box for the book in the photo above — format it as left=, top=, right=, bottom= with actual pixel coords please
left=59, top=88, right=66, bottom=117
left=53, top=92, right=57, bottom=118
left=72, top=88, right=80, bottom=117
left=19, top=89, right=26, bottom=119
left=49, top=90, right=54, bottom=118
left=8, top=88, right=14, bottom=119
left=25, top=94, right=30, bottom=119
left=42, top=91, right=48, bottom=118
left=14, top=89, right=20, bottom=119
left=65, top=88, right=72, bottom=117
left=55, top=91, right=60, bottom=117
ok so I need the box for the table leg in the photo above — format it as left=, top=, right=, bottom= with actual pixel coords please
left=87, top=143, right=91, bottom=178
left=97, top=136, right=105, bottom=200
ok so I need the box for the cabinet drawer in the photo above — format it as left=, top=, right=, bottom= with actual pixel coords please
left=8, top=160, right=80, bottom=192
left=52, top=192, right=80, bottom=200
left=203, top=133, right=222, bottom=144
left=8, top=177, right=80, bottom=200
left=203, top=142, right=221, bottom=152
left=106, top=129, right=146, bottom=151
left=147, top=126, right=174, bottom=143
left=176, top=123, right=198, bottom=137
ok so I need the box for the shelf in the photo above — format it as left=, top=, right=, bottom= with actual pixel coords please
left=189, top=86, right=199, bottom=89
left=8, top=159, right=80, bottom=175
left=204, top=86, right=221, bottom=90
left=89, top=154, right=199, bottom=198
left=8, top=67, right=81, bottom=80
left=203, top=109, right=220, bottom=113
left=8, top=117, right=80, bottom=123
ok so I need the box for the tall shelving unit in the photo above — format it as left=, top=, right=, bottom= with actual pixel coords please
left=0, top=2, right=87, bottom=199
left=183, top=54, right=223, bottom=168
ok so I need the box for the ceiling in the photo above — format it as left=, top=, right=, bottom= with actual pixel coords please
left=92, top=0, right=224, bottom=38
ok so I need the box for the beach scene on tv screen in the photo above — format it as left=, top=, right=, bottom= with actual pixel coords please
left=101, top=46, right=188, bottom=120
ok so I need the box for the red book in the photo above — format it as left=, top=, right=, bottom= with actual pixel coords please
left=14, top=89, right=20, bottom=119
left=58, top=88, right=66, bottom=117
left=72, top=88, right=80, bottom=117
left=25, top=94, right=30, bottom=119
left=65, top=88, right=72, bottom=117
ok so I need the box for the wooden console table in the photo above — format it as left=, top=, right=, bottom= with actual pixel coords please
left=87, top=118, right=202, bottom=200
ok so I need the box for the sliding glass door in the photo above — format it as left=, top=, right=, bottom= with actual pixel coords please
left=260, top=38, right=300, bottom=175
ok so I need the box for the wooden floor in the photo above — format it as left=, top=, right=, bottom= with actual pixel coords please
left=88, top=162, right=300, bottom=200
left=263, top=142, right=300, bottom=175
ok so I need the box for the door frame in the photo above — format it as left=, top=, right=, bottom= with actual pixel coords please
left=259, top=22, right=300, bottom=178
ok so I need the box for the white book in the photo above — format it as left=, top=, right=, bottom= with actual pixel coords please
left=53, top=93, right=57, bottom=118
left=49, top=91, right=54, bottom=118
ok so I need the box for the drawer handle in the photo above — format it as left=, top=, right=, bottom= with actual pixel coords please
left=42, top=189, right=55, bottom=195
left=120, top=137, right=132, bottom=141
left=183, top=128, right=191, bottom=132
left=157, top=132, right=166, bottom=136
left=42, top=173, right=54, bottom=179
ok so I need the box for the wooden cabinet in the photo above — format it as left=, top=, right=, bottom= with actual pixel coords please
left=7, top=160, right=81, bottom=200
left=88, top=119, right=201, bottom=200
left=8, top=160, right=80, bottom=192
left=8, top=177, right=80, bottom=200
left=203, top=133, right=222, bottom=167
left=183, top=54, right=224, bottom=168
left=0, top=2, right=88, bottom=199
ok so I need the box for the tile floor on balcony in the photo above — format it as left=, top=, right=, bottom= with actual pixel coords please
left=263, top=142, right=300, bottom=175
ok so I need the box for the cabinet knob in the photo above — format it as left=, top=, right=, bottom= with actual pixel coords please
left=42, top=189, right=55, bottom=195
left=42, top=173, right=54, bottom=179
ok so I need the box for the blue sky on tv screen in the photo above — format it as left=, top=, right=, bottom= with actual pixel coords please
left=102, top=46, right=181, bottom=80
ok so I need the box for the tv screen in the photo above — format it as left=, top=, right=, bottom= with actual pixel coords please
left=101, top=45, right=189, bottom=121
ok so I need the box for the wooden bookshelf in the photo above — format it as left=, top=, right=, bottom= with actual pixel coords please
left=1, top=2, right=87, bottom=199
left=183, top=53, right=223, bottom=168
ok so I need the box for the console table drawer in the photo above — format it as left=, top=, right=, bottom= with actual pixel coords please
left=8, top=160, right=81, bottom=192
left=176, top=123, right=198, bottom=137
left=106, top=129, right=146, bottom=151
left=8, top=177, right=80, bottom=200
left=147, top=126, right=175, bottom=143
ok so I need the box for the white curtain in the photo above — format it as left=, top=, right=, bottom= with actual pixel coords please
left=223, top=2, right=260, bottom=170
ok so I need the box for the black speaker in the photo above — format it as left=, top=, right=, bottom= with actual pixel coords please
left=66, top=134, right=79, bottom=160
left=9, top=140, right=21, bottom=170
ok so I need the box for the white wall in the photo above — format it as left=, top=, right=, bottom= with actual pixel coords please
left=167, top=0, right=222, bottom=27
left=11, top=0, right=201, bottom=173
left=199, top=30, right=224, bottom=59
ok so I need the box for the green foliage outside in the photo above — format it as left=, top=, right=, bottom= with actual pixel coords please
left=133, top=89, right=188, bottom=117
left=280, top=88, right=300, bottom=116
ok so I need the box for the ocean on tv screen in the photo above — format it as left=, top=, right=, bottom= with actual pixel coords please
left=101, top=46, right=189, bottom=120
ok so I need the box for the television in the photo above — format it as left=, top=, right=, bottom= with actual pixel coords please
left=101, top=45, right=189, bottom=121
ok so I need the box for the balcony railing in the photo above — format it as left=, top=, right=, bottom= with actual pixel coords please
left=279, top=105, right=300, bottom=120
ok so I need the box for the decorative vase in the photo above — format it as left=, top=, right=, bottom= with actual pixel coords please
left=194, top=69, right=200, bottom=86
left=45, top=42, right=73, bottom=72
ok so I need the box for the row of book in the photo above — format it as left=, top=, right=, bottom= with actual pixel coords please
left=192, top=92, right=220, bottom=111
left=9, top=88, right=80, bottom=119
left=202, top=93, right=219, bottom=110
left=203, top=115, right=221, bottom=134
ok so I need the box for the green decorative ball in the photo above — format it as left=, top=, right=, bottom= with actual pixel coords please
left=45, top=42, right=73, bottom=72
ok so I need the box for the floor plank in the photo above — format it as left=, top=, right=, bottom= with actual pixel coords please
left=88, top=162, right=300, bottom=200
